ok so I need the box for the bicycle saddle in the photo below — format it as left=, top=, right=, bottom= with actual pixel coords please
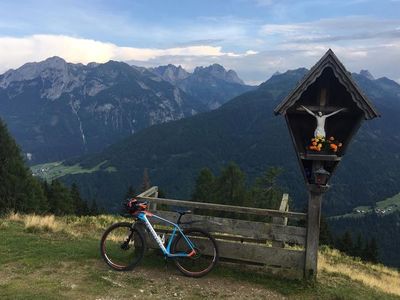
left=174, top=209, right=192, bottom=216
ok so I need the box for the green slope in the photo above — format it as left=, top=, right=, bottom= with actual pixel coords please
left=31, top=161, right=116, bottom=182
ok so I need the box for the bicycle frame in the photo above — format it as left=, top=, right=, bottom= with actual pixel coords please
left=136, top=211, right=196, bottom=258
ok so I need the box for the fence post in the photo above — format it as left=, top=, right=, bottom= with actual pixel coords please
left=272, top=194, right=289, bottom=248
left=150, top=187, right=158, bottom=211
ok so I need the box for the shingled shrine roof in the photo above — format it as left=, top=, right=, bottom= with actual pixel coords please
left=274, top=49, right=380, bottom=119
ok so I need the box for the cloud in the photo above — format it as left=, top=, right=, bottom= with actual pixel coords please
left=0, top=34, right=257, bottom=73
left=260, top=16, right=400, bottom=44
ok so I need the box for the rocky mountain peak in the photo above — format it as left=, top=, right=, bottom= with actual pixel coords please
left=150, top=64, right=190, bottom=83
left=193, top=64, right=244, bottom=85
left=0, top=56, right=70, bottom=89
left=359, top=70, right=375, bottom=81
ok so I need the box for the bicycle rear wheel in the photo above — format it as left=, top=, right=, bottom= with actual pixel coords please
left=100, top=222, right=146, bottom=271
left=171, top=228, right=219, bottom=277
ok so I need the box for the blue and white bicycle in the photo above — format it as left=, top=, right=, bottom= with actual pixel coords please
left=100, top=198, right=219, bottom=277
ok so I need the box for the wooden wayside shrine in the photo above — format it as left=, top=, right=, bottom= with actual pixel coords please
left=275, top=49, right=379, bottom=279
left=137, top=186, right=308, bottom=279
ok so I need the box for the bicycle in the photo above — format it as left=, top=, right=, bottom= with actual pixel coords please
left=100, top=198, right=219, bottom=278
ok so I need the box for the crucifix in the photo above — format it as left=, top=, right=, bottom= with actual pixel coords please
left=300, top=88, right=345, bottom=138
left=301, top=105, right=345, bottom=138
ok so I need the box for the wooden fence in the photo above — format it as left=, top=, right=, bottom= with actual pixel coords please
left=136, top=186, right=307, bottom=279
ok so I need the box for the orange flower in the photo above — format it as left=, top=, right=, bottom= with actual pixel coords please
left=312, top=141, right=317, bottom=146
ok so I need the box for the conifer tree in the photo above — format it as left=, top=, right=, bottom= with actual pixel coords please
left=48, top=180, right=74, bottom=215
left=250, top=167, right=283, bottom=209
left=0, top=118, right=47, bottom=214
left=192, top=168, right=216, bottom=203
left=141, top=168, right=151, bottom=192
left=319, top=215, right=333, bottom=246
left=124, top=185, right=136, bottom=199
left=364, top=237, right=379, bottom=263
left=215, top=162, right=247, bottom=207
left=353, top=233, right=364, bottom=258
left=340, top=231, right=353, bottom=254
left=90, top=199, right=99, bottom=215
left=71, top=183, right=89, bottom=216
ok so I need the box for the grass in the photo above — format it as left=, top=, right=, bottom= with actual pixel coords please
left=319, top=246, right=400, bottom=296
left=30, top=160, right=116, bottom=181
left=1, top=214, right=399, bottom=299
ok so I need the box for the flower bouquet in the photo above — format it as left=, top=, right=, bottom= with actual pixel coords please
left=308, top=136, right=342, bottom=153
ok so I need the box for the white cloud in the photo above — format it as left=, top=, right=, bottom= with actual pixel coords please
left=0, top=34, right=257, bottom=73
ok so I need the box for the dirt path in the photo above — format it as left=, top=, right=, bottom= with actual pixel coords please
left=108, top=266, right=287, bottom=300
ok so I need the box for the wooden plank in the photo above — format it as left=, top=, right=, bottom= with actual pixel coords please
left=137, top=195, right=307, bottom=220
left=296, top=106, right=349, bottom=113
left=146, top=236, right=304, bottom=269
left=300, top=153, right=341, bottom=161
left=148, top=210, right=306, bottom=245
left=216, top=240, right=305, bottom=269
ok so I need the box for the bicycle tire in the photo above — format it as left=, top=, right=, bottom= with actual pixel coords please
left=171, top=228, right=219, bottom=277
left=100, top=222, right=146, bottom=271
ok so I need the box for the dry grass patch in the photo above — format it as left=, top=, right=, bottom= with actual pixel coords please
left=24, top=214, right=61, bottom=233
left=319, top=247, right=400, bottom=296
left=6, top=212, right=23, bottom=222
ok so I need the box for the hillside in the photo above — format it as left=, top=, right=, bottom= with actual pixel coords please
left=51, top=68, right=400, bottom=217
left=326, top=193, right=400, bottom=268
left=1, top=213, right=399, bottom=299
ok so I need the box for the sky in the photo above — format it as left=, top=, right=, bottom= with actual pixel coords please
left=0, top=0, right=399, bottom=84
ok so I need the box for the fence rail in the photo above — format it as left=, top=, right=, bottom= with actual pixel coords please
left=137, top=186, right=307, bottom=278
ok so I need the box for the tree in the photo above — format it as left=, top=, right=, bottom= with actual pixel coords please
left=215, top=162, right=247, bottom=207
left=319, top=215, right=333, bottom=246
left=364, top=237, right=379, bottom=263
left=141, top=168, right=151, bottom=192
left=90, top=199, right=99, bottom=216
left=124, top=185, right=136, bottom=199
left=48, top=180, right=74, bottom=215
left=353, top=233, right=364, bottom=258
left=338, top=230, right=353, bottom=254
left=192, top=168, right=216, bottom=203
left=71, top=183, right=89, bottom=216
left=250, top=167, right=283, bottom=209
left=0, top=118, right=47, bottom=214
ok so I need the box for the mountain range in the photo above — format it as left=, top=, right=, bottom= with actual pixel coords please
left=0, top=57, right=252, bottom=163
left=54, top=67, right=400, bottom=218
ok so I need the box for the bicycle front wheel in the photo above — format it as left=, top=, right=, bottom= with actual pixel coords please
left=100, top=222, right=146, bottom=271
left=171, top=228, right=219, bottom=277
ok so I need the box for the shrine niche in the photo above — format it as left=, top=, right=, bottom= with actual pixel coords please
left=274, top=49, right=379, bottom=187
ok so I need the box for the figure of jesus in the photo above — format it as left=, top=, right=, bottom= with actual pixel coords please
left=300, top=105, right=345, bottom=138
